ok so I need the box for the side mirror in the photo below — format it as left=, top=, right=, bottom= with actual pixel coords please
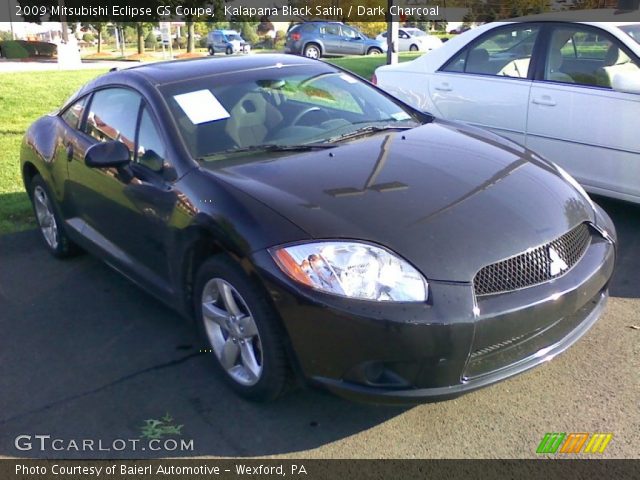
left=85, top=141, right=131, bottom=168
left=612, top=71, right=640, bottom=95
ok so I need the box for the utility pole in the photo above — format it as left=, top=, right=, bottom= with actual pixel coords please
left=8, top=0, right=15, bottom=40
left=386, top=0, right=398, bottom=65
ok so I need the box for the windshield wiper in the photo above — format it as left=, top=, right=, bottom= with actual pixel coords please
left=199, top=143, right=336, bottom=160
left=324, top=125, right=414, bottom=144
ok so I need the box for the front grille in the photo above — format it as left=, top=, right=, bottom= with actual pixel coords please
left=473, top=223, right=591, bottom=296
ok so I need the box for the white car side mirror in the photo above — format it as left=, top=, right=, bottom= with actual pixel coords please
left=612, top=71, right=640, bottom=95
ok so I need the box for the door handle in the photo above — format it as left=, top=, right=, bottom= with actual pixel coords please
left=434, top=83, right=452, bottom=92
left=532, top=95, right=556, bottom=107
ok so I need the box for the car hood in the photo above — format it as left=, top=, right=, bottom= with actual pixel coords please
left=205, top=120, right=595, bottom=282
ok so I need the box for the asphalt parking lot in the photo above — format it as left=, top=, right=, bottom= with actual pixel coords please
left=0, top=196, right=638, bottom=459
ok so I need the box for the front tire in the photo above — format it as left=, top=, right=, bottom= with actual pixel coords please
left=303, top=43, right=321, bottom=59
left=367, top=47, right=383, bottom=55
left=194, top=256, right=290, bottom=401
left=29, top=174, right=78, bottom=258
left=409, top=44, right=419, bottom=52
left=225, top=46, right=233, bottom=55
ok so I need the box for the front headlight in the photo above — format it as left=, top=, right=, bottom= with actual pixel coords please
left=270, top=241, right=428, bottom=302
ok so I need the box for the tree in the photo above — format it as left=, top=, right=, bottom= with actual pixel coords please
left=86, top=22, right=107, bottom=53
left=136, top=23, right=145, bottom=55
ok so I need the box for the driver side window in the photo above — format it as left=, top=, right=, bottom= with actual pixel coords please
left=443, top=25, right=539, bottom=78
left=341, top=27, right=359, bottom=39
left=136, top=107, right=167, bottom=172
left=85, top=88, right=141, bottom=160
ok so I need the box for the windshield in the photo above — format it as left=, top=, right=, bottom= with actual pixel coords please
left=160, top=64, right=424, bottom=161
left=620, top=24, right=640, bottom=45
left=410, top=30, right=427, bottom=37
left=227, top=34, right=242, bottom=41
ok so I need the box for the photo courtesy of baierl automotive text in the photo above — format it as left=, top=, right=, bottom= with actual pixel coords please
left=0, top=0, right=638, bottom=477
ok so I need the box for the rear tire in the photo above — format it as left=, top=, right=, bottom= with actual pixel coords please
left=367, top=47, right=383, bottom=55
left=29, top=174, right=79, bottom=258
left=303, top=43, right=321, bottom=59
left=194, top=256, right=291, bottom=401
left=208, top=46, right=214, bottom=56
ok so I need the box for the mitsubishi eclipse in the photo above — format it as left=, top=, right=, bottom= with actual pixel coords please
left=21, top=55, right=616, bottom=404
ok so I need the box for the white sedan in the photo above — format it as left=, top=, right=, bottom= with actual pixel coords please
left=376, top=28, right=443, bottom=52
left=374, top=11, right=640, bottom=203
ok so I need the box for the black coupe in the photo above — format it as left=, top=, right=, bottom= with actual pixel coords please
left=21, top=55, right=616, bottom=404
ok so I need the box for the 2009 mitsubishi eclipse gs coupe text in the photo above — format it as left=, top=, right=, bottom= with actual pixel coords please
left=21, top=55, right=616, bottom=404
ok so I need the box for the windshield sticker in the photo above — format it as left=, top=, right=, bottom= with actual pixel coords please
left=391, top=111, right=411, bottom=121
left=340, top=74, right=358, bottom=84
left=174, top=90, right=230, bottom=125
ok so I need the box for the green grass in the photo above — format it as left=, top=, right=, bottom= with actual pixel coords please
left=326, top=52, right=422, bottom=79
left=0, top=69, right=107, bottom=234
left=0, top=54, right=421, bottom=235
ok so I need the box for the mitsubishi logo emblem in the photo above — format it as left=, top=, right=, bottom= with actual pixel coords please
left=549, top=247, right=568, bottom=275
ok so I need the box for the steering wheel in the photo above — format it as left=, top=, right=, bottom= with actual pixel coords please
left=291, top=107, right=329, bottom=126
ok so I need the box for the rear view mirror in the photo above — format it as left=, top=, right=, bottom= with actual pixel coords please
left=612, top=71, right=640, bottom=95
left=85, top=141, right=131, bottom=168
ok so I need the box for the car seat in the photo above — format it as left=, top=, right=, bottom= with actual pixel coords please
left=546, top=48, right=575, bottom=83
left=224, top=92, right=283, bottom=148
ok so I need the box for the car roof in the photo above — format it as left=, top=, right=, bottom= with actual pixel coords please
left=510, top=8, right=640, bottom=25
left=98, top=54, right=326, bottom=88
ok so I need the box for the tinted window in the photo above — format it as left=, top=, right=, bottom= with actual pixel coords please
left=544, top=25, right=640, bottom=88
left=61, top=97, right=87, bottom=129
left=321, top=25, right=341, bottom=36
left=443, top=25, right=539, bottom=78
left=85, top=88, right=141, bottom=159
left=136, top=107, right=166, bottom=172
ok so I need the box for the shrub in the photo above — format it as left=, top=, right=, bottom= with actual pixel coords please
left=0, top=40, right=57, bottom=58
left=144, top=31, right=157, bottom=50
left=82, top=33, right=95, bottom=43
left=0, top=41, right=29, bottom=58
left=274, top=30, right=286, bottom=49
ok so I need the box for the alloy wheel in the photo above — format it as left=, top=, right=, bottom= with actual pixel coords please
left=201, top=278, right=263, bottom=386
left=33, top=185, right=58, bottom=249
left=304, top=46, right=320, bottom=59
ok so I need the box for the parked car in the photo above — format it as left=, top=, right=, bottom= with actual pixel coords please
left=376, top=28, right=443, bottom=52
left=374, top=11, right=640, bottom=204
left=207, top=29, right=250, bottom=55
left=21, top=54, right=615, bottom=404
left=285, top=21, right=387, bottom=59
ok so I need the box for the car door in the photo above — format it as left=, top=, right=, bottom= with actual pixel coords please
left=428, top=23, right=541, bottom=145
left=67, top=87, right=178, bottom=291
left=319, top=24, right=342, bottom=54
left=339, top=25, right=365, bottom=55
left=526, top=23, right=640, bottom=201
left=398, top=30, right=411, bottom=51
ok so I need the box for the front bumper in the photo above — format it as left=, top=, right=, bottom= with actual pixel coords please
left=252, top=221, right=615, bottom=405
